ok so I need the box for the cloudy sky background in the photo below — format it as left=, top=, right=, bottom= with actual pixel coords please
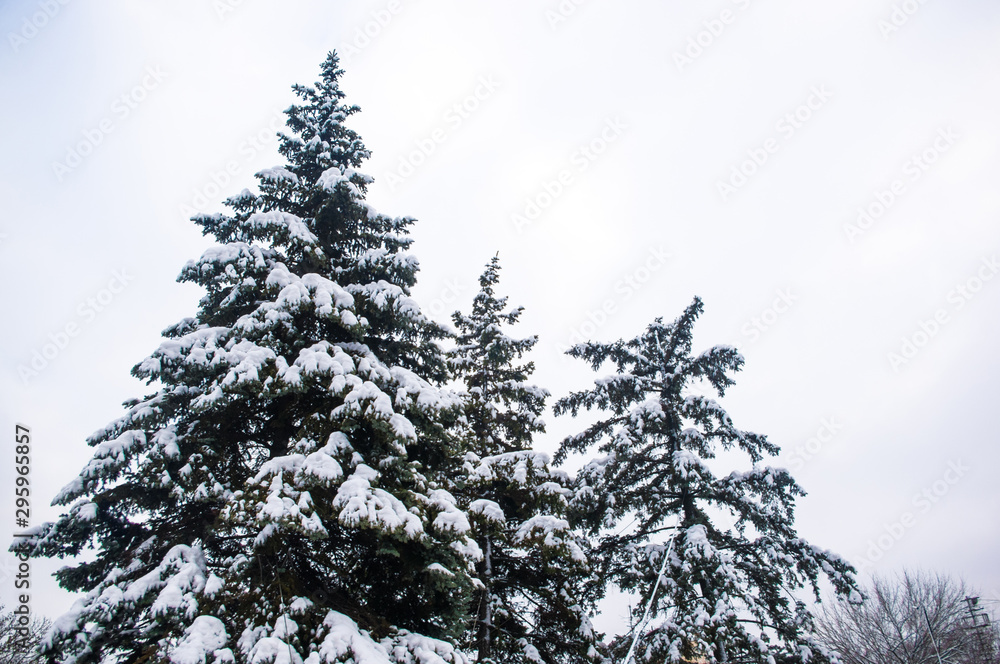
left=2, top=0, right=999, bottom=631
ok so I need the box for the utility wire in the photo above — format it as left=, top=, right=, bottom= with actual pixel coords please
left=623, top=537, right=677, bottom=664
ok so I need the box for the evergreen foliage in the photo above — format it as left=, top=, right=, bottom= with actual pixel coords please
left=14, top=53, right=477, bottom=664
left=448, top=257, right=602, bottom=664
left=10, top=50, right=860, bottom=664
left=555, top=297, right=860, bottom=663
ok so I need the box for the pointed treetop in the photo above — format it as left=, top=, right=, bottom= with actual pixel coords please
left=280, top=51, right=370, bottom=178
left=449, top=254, right=547, bottom=455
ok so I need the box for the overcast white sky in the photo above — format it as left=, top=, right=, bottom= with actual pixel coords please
left=2, top=0, right=999, bottom=631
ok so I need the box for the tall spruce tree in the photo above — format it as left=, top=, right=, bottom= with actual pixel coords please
left=448, top=257, right=602, bottom=664
left=554, top=297, right=860, bottom=664
left=13, top=53, right=480, bottom=664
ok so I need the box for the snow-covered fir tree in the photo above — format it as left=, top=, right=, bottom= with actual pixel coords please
left=448, top=256, right=602, bottom=664
left=13, top=53, right=481, bottom=664
left=554, top=297, right=860, bottom=664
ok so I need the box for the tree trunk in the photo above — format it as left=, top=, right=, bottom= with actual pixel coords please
left=477, top=535, right=493, bottom=662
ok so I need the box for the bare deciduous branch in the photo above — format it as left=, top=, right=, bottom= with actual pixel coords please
left=815, top=570, right=999, bottom=664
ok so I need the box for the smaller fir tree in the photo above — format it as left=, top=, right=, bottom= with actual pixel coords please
left=555, top=296, right=860, bottom=664
left=448, top=256, right=603, bottom=664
